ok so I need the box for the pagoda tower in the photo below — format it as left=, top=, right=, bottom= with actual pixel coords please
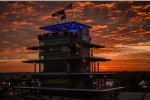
left=25, top=21, right=111, bottom=89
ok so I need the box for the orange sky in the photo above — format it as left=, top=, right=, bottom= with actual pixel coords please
left=0, top=1, right=150, bottom=72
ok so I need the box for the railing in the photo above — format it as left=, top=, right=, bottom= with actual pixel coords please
left=40, top=37, right=70, bottom=46
left=38, top=31, right=78, bottom=40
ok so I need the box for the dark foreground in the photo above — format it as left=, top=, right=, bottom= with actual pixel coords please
left=0, top=71, right=150, bottom=100
left=0, top=92, right=150, bottom=100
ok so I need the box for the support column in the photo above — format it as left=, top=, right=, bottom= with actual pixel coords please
left=34, top=63, right=36, bottom=73
left=94, top=62, right=96, bottom=72
left=97, top=62, right=99, bottom=72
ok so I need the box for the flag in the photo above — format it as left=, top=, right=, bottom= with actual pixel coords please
left=61, top=14, right=66, bottom=20
left=65, top=3, right=72, bottom=10
left=52, top=10, right=65, bottom=17
left=52, top=12, right=58, bottom=17
left=58, top=10, right=65, bottom=15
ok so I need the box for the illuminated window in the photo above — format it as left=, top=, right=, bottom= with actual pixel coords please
left=61, top=46, right=68, bottom=52
left=39, top=63, right=44, bottom=72
left=49, top=48, right=54, bottom=51
left=76, top=52, right=79, bottom=55
left=40, top=56, right=44, bottom=59
left=40, top=42, right=44, bottom=46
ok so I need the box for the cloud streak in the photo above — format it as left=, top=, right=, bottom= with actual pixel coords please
left=0, top=1, right=150, bottom=72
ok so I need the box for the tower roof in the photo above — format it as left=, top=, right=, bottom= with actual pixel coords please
left=39, top=21, right=91, bottom=32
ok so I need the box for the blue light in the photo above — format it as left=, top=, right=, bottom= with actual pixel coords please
left=39, top=21, right=91, bottom=32
left=68, top=29, right=79, bottom=33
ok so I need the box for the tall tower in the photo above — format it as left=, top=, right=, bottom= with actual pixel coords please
left=26, top=22, right=108, bottom=73
left=25, top=21, right=110, bottom=89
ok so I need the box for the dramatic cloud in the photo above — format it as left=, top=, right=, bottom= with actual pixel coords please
left=0, top=1, right=150, bottom=72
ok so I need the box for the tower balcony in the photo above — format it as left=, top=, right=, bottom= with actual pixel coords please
left=23, top=56, right=111, bottom=63
left=27, top=42, right=105, bottom=50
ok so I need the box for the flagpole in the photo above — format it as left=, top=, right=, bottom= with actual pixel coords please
left=72, top=3, right=73, bottom=21
left=57, top=15, right=59, bottom=24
